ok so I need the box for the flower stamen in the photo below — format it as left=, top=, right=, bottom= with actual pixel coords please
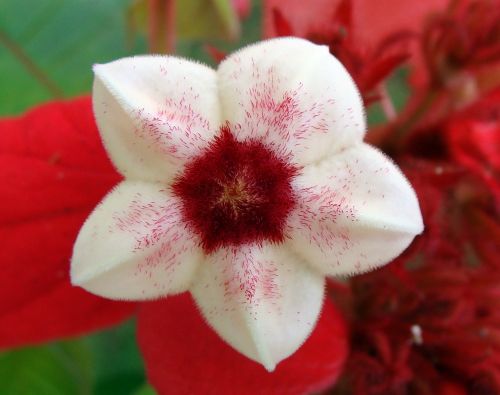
left=172, top=124, right=297, bottom=253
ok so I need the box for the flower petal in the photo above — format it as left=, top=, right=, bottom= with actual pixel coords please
left=190, top=244, right=325, bottom=371
left=138, top=293, right=347, bottom=395
left=71, top=181, right=203, bottom=300
left=93, top=56, right=220, bottom=182
left=217, top=37, right=365, bottom=165
left=287, top=143, right=423, bottom=276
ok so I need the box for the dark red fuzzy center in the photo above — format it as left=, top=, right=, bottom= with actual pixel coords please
left=172, top=125, right=297, bottom=253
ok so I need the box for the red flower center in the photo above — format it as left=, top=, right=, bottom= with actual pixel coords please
left=172, top=124, right=297, bottom=253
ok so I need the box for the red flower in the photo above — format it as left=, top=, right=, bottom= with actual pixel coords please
left=332, top=122, right=499, bottom=393
left=329, top=88, right=500, bottom=395
left=263, top=0, right=452, bottom=105
left=445, top=88, right=500, bottom=198
left=397, top=89, right=500, bottom=267
left=0, top=97, right=349, bottom=394
left=334, top=250, right=500, bottom=395
left=418, top=0, right=500, bottom=91
left=264, top=0, right=448, bottom=49
left=443, top=89, right=500, bottom=268
left=265, top=0, right=413, bottom=105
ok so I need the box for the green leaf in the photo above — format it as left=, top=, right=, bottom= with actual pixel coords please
left=176, top=0, right=261, bottom=66
left=133, top=383, right=157, bottom=395
left=388, top=68, right=411, bottom=112
left=367, top=68, right=411, bottom=126
left=128, top=0, right=240, bottom=52
left=0, top=319, right=148, bottom=395
left=87, top=319, right=146, bottom=395
left=177, top=0, right=239, bottom=40
left=0, top=341, right=93, bottom=395
left=0, top=0, right=146, bottom=116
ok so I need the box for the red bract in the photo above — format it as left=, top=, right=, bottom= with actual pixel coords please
left=139, top=293, right=348, bottom=395
left=266, top=0, right=413, bottom=104
left=0, top=97, right=135, bottom=347
left=0, top=97, right=349, bottom=394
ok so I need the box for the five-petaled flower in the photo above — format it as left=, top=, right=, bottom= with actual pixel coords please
left=71, top=37, right=423, bottom=371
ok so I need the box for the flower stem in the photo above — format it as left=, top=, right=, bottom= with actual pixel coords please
left=148, top=0, right=176, bottom=54
left=387, top=90, right=437, bottom=152
left=377, top=83, right=397, bottom=122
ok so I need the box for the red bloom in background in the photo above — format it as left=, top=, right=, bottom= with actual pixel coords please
left=264, top=0, right=448, bottom=48
left=266, top=0, right=413, bottom=105
left=445, top=88, right=500, bottom=198
left=328, top=90, right=500, bottom=395
left=265, top=0, right=500, bottom=135
left=442, top=89, right=500, bottom=267
left=418, top=0, right=500, bottom=92
left=0, top=98, right=349, bottom=395
left=264, top=0, right=450, bottom=105
left=335, top=251, right=500, bottom=395
left=262, top=2, right=500, bottom=394
left=397, top=89, right=500, bottom=268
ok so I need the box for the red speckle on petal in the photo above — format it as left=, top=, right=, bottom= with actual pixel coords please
left=172, top=124, right=297, bottom=252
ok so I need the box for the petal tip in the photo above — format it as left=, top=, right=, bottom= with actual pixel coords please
left=92, top=63, right=104, bottom=75
left=416, top=215, right=425, bottom=235
left=263, top=361, right=277, bottom=372
left=69, top=270, right=80, bottom=286
left=69, top=259, right=92, bottom=290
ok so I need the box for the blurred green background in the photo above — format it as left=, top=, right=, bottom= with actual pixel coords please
left=0, top=0, right=262, bottom=116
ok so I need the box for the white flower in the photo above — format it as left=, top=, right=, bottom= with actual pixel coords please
left=71, top=38, right=423, bottom=371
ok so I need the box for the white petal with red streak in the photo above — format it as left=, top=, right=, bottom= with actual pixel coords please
left=190, top=244, right=325, bottom=371
left=71, top=181, right=203, bottom=300
left=93, top=56, right=220, bottom=182
left=217, top=37, right=365, bottom=165
left=287, top=143, right=423, bottom=276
